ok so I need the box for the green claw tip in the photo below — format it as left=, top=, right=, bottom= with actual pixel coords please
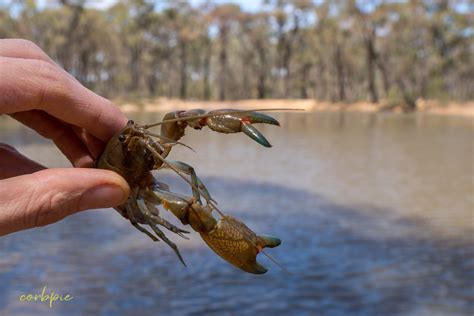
left=247, top=112, right=280, bottom=127
left=258, top=234, right=281, bottom=248
left=241, top=124, right=272, bottom=147
left=247, top=263, right=268, bottom=274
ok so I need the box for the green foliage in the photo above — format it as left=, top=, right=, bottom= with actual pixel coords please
left=1, top=0, right=472, bottom=102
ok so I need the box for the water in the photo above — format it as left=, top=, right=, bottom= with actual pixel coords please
left=0, top=112, right=473, bottom=316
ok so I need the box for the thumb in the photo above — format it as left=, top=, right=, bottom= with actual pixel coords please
left=0, top=168, right=130, bottom=236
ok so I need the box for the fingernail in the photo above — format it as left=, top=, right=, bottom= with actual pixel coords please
left=81, top=185, right=126, bottom=209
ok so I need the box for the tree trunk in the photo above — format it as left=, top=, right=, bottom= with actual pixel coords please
left=283, top=49, right=291, bottom=98
left=276, top=21, right=286, bottom=98
left=218, top=25, right=228, bottom=101
left=366, top=31, right=378, bottom=103
left=129, top=45, right=142, bottom=92
left=147, top=57, right=158, bottom=96
left=257, top=73, right=266, bottom=99
left=59, top=1, right=84, bottom=72
left=334, top=45, right=345, bottom=101
left=376, top=57, right=390, bottom=96
left=179, top=40, right=187, bottom=99
left=202, top=36, right=211, bottom=100
left=147, top=72, right=157, bottom=96
left=300, top=63, right=311, bottom=99
left=396, top=78, right=416, bottom=110
left=240, top=56, right=251, bottom=99
left=78, top=49, right=90, bottom=87
left=256, top=43, right=266, bottom=99
left=316, top=58, right=327, bottom=100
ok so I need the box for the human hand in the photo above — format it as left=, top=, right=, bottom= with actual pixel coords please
left=0, top=39, right=130, bottom=236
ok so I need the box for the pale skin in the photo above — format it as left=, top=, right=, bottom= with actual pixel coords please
left=0, top=39, right=131, bottom=236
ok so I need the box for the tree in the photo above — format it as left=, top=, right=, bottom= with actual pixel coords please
left=209, top=4, right=242, bottom=101
left=2, top=0, right=470, bottom=103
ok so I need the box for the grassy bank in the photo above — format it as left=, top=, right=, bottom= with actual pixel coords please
left=114, top=97, right=474, bottom=117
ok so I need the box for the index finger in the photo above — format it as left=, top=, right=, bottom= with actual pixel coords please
left=0, top=56, right=127, bottom=141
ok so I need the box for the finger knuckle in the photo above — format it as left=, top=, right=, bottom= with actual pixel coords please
left=12, top=39, right=53, bottom=63
left=34, top=192, right=77, bottom=227
left=23, top=171, right=79, bottom=228
left=35, top=59, right=60, bottom=82
left=15, top=39, right=43, bottom=54
left=33, top=60, right=67, bottom=105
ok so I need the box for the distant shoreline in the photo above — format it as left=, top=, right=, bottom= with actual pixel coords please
left=115, top=98, right=474, bottom=117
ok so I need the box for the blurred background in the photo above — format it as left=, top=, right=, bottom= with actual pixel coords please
left=0, top=0, right=473, bottom=106
left=0, top=1, right=473, bottom=316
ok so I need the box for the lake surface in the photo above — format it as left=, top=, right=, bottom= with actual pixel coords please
left=0, top=111, right=473, bottom=315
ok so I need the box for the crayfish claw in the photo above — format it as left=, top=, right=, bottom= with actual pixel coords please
left=241, top=123, right=272, bottom=147
left=257, top=234, right=281, bottom=248
left=199, top=216, right=280, bottom=274
left=99, top=108, right=285, bottom=272
left=244, top=111, right=280, bottom=126
left=206, top=109, right=279, bottom=147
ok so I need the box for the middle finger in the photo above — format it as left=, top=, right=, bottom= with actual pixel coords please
left=11, top=110, right=95, bottom=167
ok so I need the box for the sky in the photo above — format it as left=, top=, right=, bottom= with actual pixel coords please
left=31, top=0, right=264, bottom=12
left=189, top=0, right=262, bottom=12
left=8, top=0, right=473, bottom=15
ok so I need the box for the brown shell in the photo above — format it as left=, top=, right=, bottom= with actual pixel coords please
left=200, top=216, right=260, bottom=273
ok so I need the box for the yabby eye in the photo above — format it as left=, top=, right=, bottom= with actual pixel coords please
left=118, top=134, right=126, bottom=142
left=127, top=120, right=134, bottom=125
